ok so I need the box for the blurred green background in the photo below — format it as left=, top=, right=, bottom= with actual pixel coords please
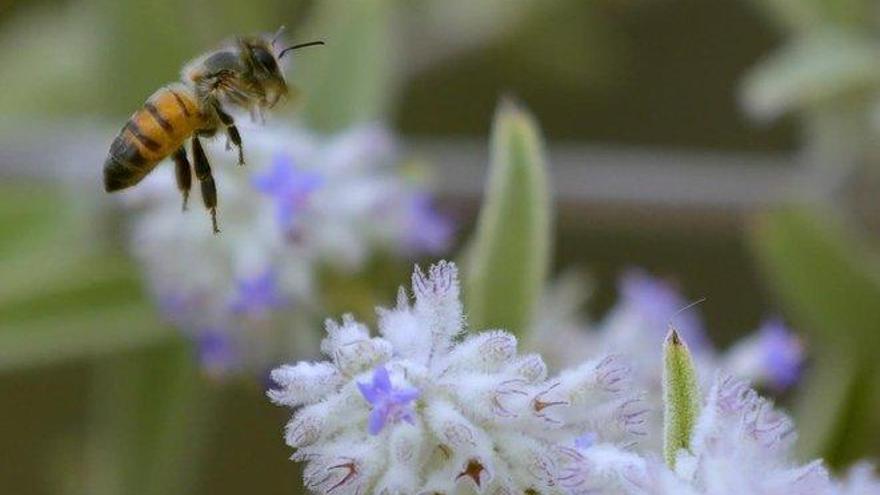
left=2, top=0, right=879, bottom=493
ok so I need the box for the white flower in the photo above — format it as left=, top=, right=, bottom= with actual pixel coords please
left=268, top=261, right=645, bottom=494
left=568, top=374, right=853, bottom=494
left=124, top=123, right=452, bottom=376
left=528, top=268, right=805, bottom=450
left=838, top=463, right=880, bottom=494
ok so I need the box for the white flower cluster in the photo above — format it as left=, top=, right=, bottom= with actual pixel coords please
left=570, top=374, right=880, bottom=495
left=529, top=268, right=804, bottom=450
left=124, top=123, right=452, bottom=375
left=268, top=261, right=646, bottom=494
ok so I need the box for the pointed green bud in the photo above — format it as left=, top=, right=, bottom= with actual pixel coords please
left=663, top=328, right=701, bottom=469
left=465, top=98, right=552, bottom=336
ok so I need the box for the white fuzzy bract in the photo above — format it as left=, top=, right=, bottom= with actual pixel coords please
left=268, top=261, right=645, bottom=494
left=528, top=268, right=804, bottom=451
left=124, top=123, right=451, bottom=376
left=567, top=374, right=880, bottom=495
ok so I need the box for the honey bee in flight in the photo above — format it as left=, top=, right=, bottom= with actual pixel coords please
left=102, top=29, right=323, bottom=233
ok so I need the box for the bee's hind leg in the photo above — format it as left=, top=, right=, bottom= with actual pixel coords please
left=191, top=136, right=220, bottom=234
left=172, top=147, right=192, bottom=211
left=212, top=103, right=244, bottom=166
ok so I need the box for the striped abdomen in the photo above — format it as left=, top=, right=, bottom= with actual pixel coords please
left=103, top=84, right=205, bottom=192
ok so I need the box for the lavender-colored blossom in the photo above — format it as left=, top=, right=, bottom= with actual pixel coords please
left=196, top=328, right=237, bottom=376
left=572, top=374, right=839, bottom=494
left=268, top=261, right=644, bottom=494
left=618, top=268, right=707, bottom=351
left=839, top=463, right=880, bottom=494
left=403, top=193, right=454, bottom=254
left=253, top=152, right=324, bottom=232
left=531, top=267, right=808, bottom=455
left=126, top=124, right=450, bottom=379
left=357, top=365, right=420, bottom=435
left=756, top=317, right=804, bottom=391
left=559, top=372, right=880, bottom=495
left=723, top=316, right=805, bottom=393
left=229, top=269, right=288, bottom=318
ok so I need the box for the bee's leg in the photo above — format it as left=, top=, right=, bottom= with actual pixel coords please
left=191, top=136, right=220, bottom=234
left=212, top=103, right=244, bottom=166
left=227, top=125, right=243, bottom=166
left=171, top=147, right=192, bottom=211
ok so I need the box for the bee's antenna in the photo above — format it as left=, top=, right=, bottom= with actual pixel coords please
left=271, top=26, right=287, bottom=47
left=667, top=297, right=706, bottom=329
left=278, top=40, right=325, bottom=59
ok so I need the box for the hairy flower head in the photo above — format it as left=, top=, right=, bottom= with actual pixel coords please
left=571, top=374, right=837, bottom=494
left=530, top=268, right=806, bottom=452
left=268, top=261, right=644, bottom=494
left=124, top=124, right=453, bottom=377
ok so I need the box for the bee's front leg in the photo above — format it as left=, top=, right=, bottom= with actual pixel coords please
left=212, top=103, right=244, bottom=166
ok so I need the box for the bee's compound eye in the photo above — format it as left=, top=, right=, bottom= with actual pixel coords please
left=253, top=47, right=277, bottom=72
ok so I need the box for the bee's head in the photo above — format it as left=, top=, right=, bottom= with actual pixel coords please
left=242, top=31, right=323, bottom=109
left=240, top=37, right=287, bottom=108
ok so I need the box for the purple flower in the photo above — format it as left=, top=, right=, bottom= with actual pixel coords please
left=404, top=193, right=454, bottom=255
left=619, top=268, right=708, bottom=351
left=253, top=152, right=323, bottom=231
left=574, top=431, right=598, bottom=449
left=229, top=269, right=287, bottom=318
left=356, top=365, right=420, bottom=435
left=756, top=318, right=804, bottom=391
left=196, top=328, right=237, bottom=375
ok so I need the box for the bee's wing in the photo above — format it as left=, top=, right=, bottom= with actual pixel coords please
left=214, top=75, right=265, bottom=107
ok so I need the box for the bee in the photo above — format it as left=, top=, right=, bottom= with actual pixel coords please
left=102, top=29, right=323, bottom=233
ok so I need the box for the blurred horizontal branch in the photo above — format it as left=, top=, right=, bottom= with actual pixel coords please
left=0, top=119, right=806, bottom=232
left=413, top=138, right=810, bottom=233
left=414, top=138, right=796, bottom=206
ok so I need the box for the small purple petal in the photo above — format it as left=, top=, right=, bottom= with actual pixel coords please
left=356, top=365, right=420, bottom=435
left=196, top=328, right=237, bottom=375
left=757, top=318, right=804, bottom=390
left=373, top=365, right=392, bottom=392
left=229, top=269, right=287, bottom=318
left=357, top=381, right=380, bottom=404
left=391, top=387, right=421, bottom=403
left=619, top=268, right=708, bottom=351
left=404, top=193, right=454, bottom=255
left=253, top=152, right=323, bottom=234
left=368, top=408, right=387, bottom=435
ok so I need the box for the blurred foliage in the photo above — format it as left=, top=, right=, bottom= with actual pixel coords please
left=742, top=0, right=880, bottom=189
left=399, top=0, right=793, bottom=150
left=744, top=0, right=880, bottom=469
left=297, top=0, right=395, bottom=132
left=465, top=99, right=551, bottom=336
left=741, top=30, right=880, bottom=122
left=79, top=341, right=208, bottom=495
left=750, top=206, right=880, bottom=467
left=0, top=182, right=173, bottom=370
left=749, top=0, right=874, bottom=32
